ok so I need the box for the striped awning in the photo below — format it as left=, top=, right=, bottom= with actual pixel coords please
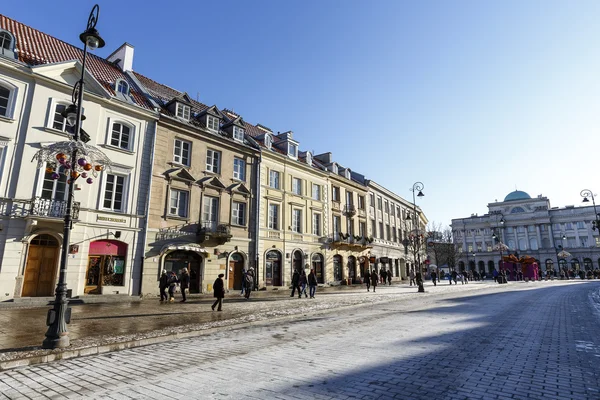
left=159, top=243, right=208, bottom=256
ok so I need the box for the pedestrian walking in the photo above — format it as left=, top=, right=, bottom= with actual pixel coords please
left=240, top=269, right=247, bottom=297
left=211, top=273, right=225, bottom=311
left=290, top=269, right=301, bottom=297
left=430, top=270, right=437, bottom=286
left=244, top=267, right=255, bottom=299
left=371, top=269, right=378, bottom=293
left=167, top=271, right=178, bottom=302
left=159, top=269, right=169, bottom=302
left=299, top=270, right=308, bottom=298
left=308, top=268, right=317, bottom=298
left=451, top=270, right=458, bottom=285
left=380, top=269, right=387, bottom=285
left=179, top=268, right=190, bottom=302
left=409, top=269, right=416, bottom=286
left=387, top=270, right=392, bottom=286
left=364, top=269, right=371, bottom=291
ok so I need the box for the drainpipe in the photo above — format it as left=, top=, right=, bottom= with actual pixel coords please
left=254, top=151, right=261, bottom=290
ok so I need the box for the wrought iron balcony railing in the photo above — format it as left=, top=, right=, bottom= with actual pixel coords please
left=30, top=197, right=80, bottom=219
left=343, top=204, right=356, bottom=216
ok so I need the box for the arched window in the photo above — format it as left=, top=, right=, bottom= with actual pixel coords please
left=264, top=134, right=272, bottom=149
left=0, top=31, right=16, bottom=59
left=508, top=239, right=516, bottom=250
left=518, top=238, right=527, bottom=251
left=116, top=79, right=129, bottom=95
left=570, top=259, right=580, bottom=270
left=545, top=259, right=554, bottom=271
left=333, top=255, right=342, bottom=281
left=583, top=258, right=593, bottom=270
left=529, top=238, right=538, bottom=251
left=110, top=122, right=133, bottom=150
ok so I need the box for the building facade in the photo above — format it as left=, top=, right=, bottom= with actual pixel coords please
left=451, top=190, right=600, bottom=273
left=0, top=16, right=157, bottom=301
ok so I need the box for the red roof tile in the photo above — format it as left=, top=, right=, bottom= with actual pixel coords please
left=0, top=14, right=154, bottom=110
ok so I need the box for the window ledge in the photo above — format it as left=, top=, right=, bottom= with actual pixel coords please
left=203, top=170, right=221, bottom=177
left=166, top=215, right=190, bottom=222
left=0, top=115, right=15, bottom=123
left=43, top=127, right=72, bottom=138
left=99, top=144, right=134, bottom=155
left=167, top=161, right=191, bottom=169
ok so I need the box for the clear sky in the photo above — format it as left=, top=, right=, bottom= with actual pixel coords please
left=5, top=1, right=600, bottom=228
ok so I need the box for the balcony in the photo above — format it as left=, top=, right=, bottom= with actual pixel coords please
left=29, top=197, right=80, bottom=219
left=198, top=221, right=232, bottom=244
left=329, top=234, right=372, bottom=250
left=343, top=204, right=356, bottom=217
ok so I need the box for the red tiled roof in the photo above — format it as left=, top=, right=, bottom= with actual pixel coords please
left=0, top=14, right=154, bottom=110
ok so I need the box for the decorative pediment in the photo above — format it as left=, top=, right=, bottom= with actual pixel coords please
left=222, top=115, right=245, bottom=129
left=198, top=176, right=227, bottom=190
left=230, top=183, right=252, bottom=197
left=31, top=60, right=111, bottom=99
left=164, top=168, right=196, bottom=183
left=166, top=92, right=193, bottom=107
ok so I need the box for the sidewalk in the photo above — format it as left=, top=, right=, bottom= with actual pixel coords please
left=0, top=280, right=500, bottom=371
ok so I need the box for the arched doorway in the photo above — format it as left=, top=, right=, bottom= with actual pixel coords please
left=558, top=259, right=567, bottom=270
left=164, top=251, right=202, bottom=293
left=570, top=259, right=580, bottom=271
left=487, top=261, right=495, bottom=274
left=292, top=250, right=303, bottom=276
left=348, top=256, right=357, bottom=283
left=468, top=261, right=475, bottom=271
left=545, top=259, right=554, bottom=271
left=583, top=258, right=593, bottom=271
left=311, top=253, right=324, bottom=284
left=333, top=255, right=343, bottom=281
left=22, top=234, right=60, bottom=297
left=458, top=261, right=465, bottom=270
left=86, top=240, right=128, bottom=294
left=265, top=250, right=282, bottom=286
left=228, top=252, right=245, bottom=290
left=477, top=261, right=485, bottom=272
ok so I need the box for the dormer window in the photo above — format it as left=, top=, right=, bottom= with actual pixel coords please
left=0, top=30, right=16, bottom=59
left=207, top=115, right=220, bottom=132
left=116, top=79, right=129, bottom=96
left=176, top=103, right=191, bottom=120
left=306, top=152, right=312, bottom=166
left=288, top=143, right=298, bottom=158
left=344, top=169, right=351, bottom=179
left=264, top=134, right=272, bottom=149
left=233, top=126, right=245, bottom=141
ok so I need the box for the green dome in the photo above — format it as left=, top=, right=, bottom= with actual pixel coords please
left=504, top=190, right=531, bottom=202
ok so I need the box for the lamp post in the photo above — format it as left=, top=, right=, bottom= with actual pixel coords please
left=408, top=182, right=424, bottom=270
left=40, top=5, right=105, bottom=349
left=581, top=190, right=600, bottom=267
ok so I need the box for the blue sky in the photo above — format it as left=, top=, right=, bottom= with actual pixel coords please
left=5, top=1, right=600, bottom=228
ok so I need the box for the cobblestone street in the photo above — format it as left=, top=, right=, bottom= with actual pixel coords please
left=1, top=281, right=599, bottom=399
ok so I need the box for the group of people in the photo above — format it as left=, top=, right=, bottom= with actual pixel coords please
left=290, top=268, right=319, bottom=298
left=159, top=268, right=190, bottom=303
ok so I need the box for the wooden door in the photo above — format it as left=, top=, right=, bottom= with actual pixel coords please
left=22, top=245, right=58, bottom=297
left=228, top=260, right=236, bottom=289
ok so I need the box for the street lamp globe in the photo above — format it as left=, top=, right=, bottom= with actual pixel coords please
left=80, top=27, right=105, bottom=50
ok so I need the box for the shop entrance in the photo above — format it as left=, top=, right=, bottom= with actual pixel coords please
left=22, top=234, right=60, bottom=297
left=348, top=256, right=357, bottom=283
left=229, top=252, right=244, bottom=290
left=265, top=250, right=282, bottom=286
left=312, top=253, right=324, bottom=284
left=164, top=251, right=202, bottom=293
left=86, top=240, right=127, bottom=294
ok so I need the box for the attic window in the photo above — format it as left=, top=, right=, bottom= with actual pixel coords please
left=344, top=169, right=350, bottom=179
left=116, top=79, right=129, bottom=95
left=207, top=115, right=219, bottom=132
left=288, top=143, right=298, bottom=158
left=233, top=126, right=245, bottom=141
left=0, top=30, right=16, bottom=59
left=176, top=103, right=191, bottom=120
left=265, top=134, right=272, bottom=149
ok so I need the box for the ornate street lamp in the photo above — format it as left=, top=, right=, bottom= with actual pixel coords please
left=32, top=4, right=111, bottom=349
left=581, top=190, right=600, bottom=252
left=406, top=182, right=425, bottom=292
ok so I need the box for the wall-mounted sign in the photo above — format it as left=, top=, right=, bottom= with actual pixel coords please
left=369, top=256, right=377, bottom=263
left=68, top=244, right=79, bottom=254
left=97, top=216, right=126, bottom=224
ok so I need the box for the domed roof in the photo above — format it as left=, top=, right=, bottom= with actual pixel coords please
left=504, top=190, right=531, bottom=202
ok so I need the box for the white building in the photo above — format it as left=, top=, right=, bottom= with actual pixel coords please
left=451, top=190, right=600, bottom=273
left=0, top=15, right=157, bottom=300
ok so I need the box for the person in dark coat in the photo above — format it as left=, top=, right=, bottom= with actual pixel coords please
left=308, top=268, right=318, bottom=298
left=244, top=267, right=255, bottom=299
left=167, top=271, right=178, bottom=302
left=159, top=270, right=169, bottom=302
left=430, top=270, right=437, bottom=286
left=364, top=270, right=371, bottom=292
left=371, top=269, right=378, bottom=293
left=451, top=270, right=458, bottom=285
left=387, top=270, right=392, bottom=285
left=212, top=273, right=225, bottom=311
left=299, top=270, right=308, bottom=298
left=179, top=268, right=190, bottom=302
left=290, top=269, right=300, bottom=297
left=380, top=269, right=387, bottom=285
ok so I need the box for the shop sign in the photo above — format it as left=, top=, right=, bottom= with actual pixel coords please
left=68, top=244, right=79, bottom=254
left=97, top=216, right=127, bottom=224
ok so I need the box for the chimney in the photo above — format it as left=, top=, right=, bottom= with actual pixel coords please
left=107, top=43, right=135, bottom=72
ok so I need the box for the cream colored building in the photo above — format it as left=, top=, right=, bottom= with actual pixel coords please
left=255, top=130, right=329, bottom=287
left=133, top=73, right=261, bottom=295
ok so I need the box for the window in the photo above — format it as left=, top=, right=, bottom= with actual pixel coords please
left=333, top=216, right=341, bottom=238
left=103, top=174, right=126, bottom=212
left=346, top=191, right=353, bottom=205
left=332, top=186, right=340, bottom=202
left=541, top=225, right=547, bottom=232
left=596, top=237, right=600, bottom=247
left=233, top=126, right=245, bottom=141
left=577, top=221, right=585, bottom=229
left=358, top=196, right=365, bottom=210
left=268, top=204, right=279, bottom=229
left=379, top=222, right=384, bottom=239
left=0, top=32, right=12, bottom=51
left=173, top=139, right=191, bottom=166
left=386, top=224, right=391, bottom=240
left=116, top=80, right=129, bottom=95
left=565, top=222, right=573, bottom=230
left=553, top=223, right=561, bottom=231
left=233, top=158, right=245, bottom=181
left=468, top=244, right=473, bottom=252
left=110, top=122, right=131, bottom=150
left=487, top=244, right=492, bottom=252
left=206, top=149, right=221, bottom=173
left=506, top=227, right=514, bottom=234
left=292, top=178, right=302, bottom=195
left=377, top=197, right=382, bottom=211
left=477, top=243, right=483, bottom=252
left=207, top=115, right=219, bottom=132
left=264, top=134, right=272, bottom=149
left=529, top=238, right=539, bottom=250
left=41, top=163, right=67, bottom=201
left=203, top=196, right=219, bottom=230
left=52, top=103, right=75, bottom=134
left=292, top=209, right=302, bottom=233
left=312, top=183, right=321, bottom=200
left=393, top=228, right=397, bottom=242
left=169, top=189, right=188, bottom=218
left=384, top=201, right=389, bottom=214
left=359, top=222, right=366, bottom=237
left=581, top=237, right=588, bottom=247
left=269, top=170, right=280, bottom=189
left=517, top=226, right=525, bottom=233
left=312, top=213, right=321, bottom=236
left=518, top=238, right=527, bottom=251
left=232, top=202, right=246, bottom=226
left=0, top=86, right=9, bottom=117
left=369, top=193, right=375, bottom=207
left=370, top=220, right=376, bottom=238
left=527, top=225, right=535, bottom=233
left=391, top=203, right=395, bottom=217
left=176, top=103, right=190, bottom=120
left=346, top=218, right=354, bottom=236
left=288, top=142, right=298, bottom=158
